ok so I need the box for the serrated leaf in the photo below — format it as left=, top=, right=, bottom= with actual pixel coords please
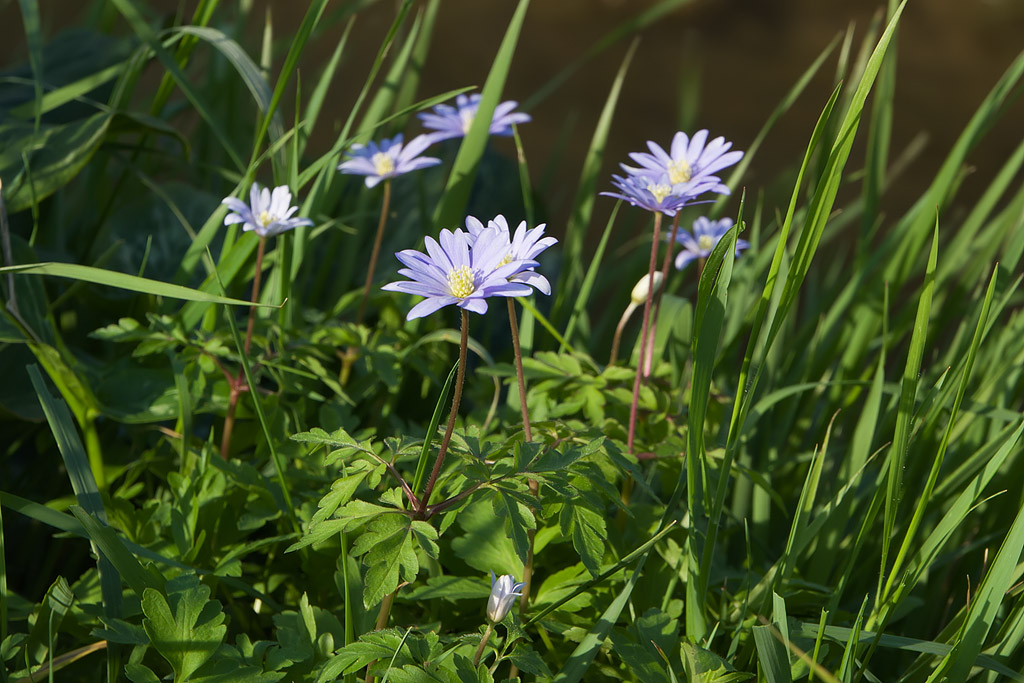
left=559, top=504, right=606, bottom=575
left=351, top=516, right=422, bottom=609
left=141, top=574, right=227, bottom=682
left=492, top=487, right=536, bottom=565
left=509, top=644, right=551, bottom=677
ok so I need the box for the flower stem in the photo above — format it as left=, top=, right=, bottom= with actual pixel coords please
left=508, top=298, right=537, bottom=615
left=221, top=235, right=267, bottom=458
left=609, top=302, right=638, bottom=366
left=356, top=179, right=391, bottom=326
left=627, top=213, right=662, bottom=455
left=643, top=214, right=680, bottom=378
left=418, top=309, right=469, bottom=515
left=507, top=299, right=532, bottom=443
left=472, top=623, right=495, bottom=668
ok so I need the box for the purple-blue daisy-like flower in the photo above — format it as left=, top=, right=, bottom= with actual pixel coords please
left=382, top=227, right=537, bottom=320
left=464, top=215, right=557, bottom=295
left=671, top=216, right=749, bottom=270
left=624, top=130, right=743, bottom=197
left=600, top=172, right=696, bottom=216
left=337, top=133, right=441, bottom=188
left=418, top=93, right=531, bottom=143
left=221, top=183, right=313, bottom=238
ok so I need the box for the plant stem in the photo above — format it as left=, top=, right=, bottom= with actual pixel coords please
left=508, top=298, right=537, bottom=614
left=357, top=180, right=391, bottom=326
left=220, top=235, right=267, bottom=458
left=609, top=303, right=638, bottom=366
left=418, top=309, right=469, bottom=515
left=364, top=589, right=398, bottom=683
left=507, top=299, right=532, bottom=442
left=626, top=213, right=662, bottom=455
left=472, top=623, right=495, bottom=668
left=643, top=214, right=680, bottom=378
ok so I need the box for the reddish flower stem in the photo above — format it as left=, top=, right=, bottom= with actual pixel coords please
left=220, top=235, right=267, bottom=458
left=356, top=180, right=391, bottom=326
left=417, top=309, right=469, bottom=515
left=644, top=213, right=681, bottom=378
left=627, top=213, right=663, bottom=455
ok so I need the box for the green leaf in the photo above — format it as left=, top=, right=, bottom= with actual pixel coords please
left=491, top=487, right=535, bottom=566
left=433, top=0, right=530, bottom=227
left=0, top=262, right=280, bottom=306
left=0, top=113, right=111, bottom=212
left=351, top=516, right=430, bottom=609
left=141, top=574, right=226, bottom=683
left=558, top=503, right=606, bottom=576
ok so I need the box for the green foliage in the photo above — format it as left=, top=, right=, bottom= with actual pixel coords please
left=3, top=1, right=1024, bottom=682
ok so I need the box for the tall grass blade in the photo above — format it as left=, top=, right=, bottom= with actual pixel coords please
left=552, top=39, right=637, bottom=328
left=433, top=0, right=530, bottom=227
left=15, top=0, right=43, bottom=132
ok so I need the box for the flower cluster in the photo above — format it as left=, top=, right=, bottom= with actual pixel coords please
left=338, top=92, right=530, bottom=187
left=383, top=215, right=555, bottom=321
left=602, top=130, right=743, bottom=216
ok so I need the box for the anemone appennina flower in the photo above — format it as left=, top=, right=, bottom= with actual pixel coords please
left=221, top=183, right=313, bottom=238
left=382, top=227, right=538, bottom=320
left=338, top=133, right=441, bottom=188
left=418, top=93, right=531, bottom=143
left=464, top=215, right=557, bottom=295
left=624, top=129, right=743, bottom=195
left=671, top=216, right=749, bottom=270
left=486, top=572, right=525, bottom=624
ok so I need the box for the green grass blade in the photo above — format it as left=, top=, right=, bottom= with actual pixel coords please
left=252, top=0, right=329, bottom=161
left=299, top=17, right=353, bottom=160
left=0, top=262, right=279, bottom=307
left=886, top=266, right=997, bottom=593
left=927, top=498, right=1024, bottom=682
left=687, top=209, right=742, bottom=639
left=356, top=11, right=422, bottom=142
left=0, top=497, right=6, bottom=645
left=551, top=552, right=652, bottom=683
left=68, top=506, right=161, bottom=599
left=553, top=39, right=637, bottom=329
left=563, top=202, right=621, bottom=348
left=412, top=361, right=459, bottom=494
left=433, top=0, right=530, bottom=228
left=107, top=0, right=244, bottom=169
left=16, top=0, right=43, bottom=132
left=879, top=220, right=938, bottom=600
left=711, top=34, right=840, bottom=216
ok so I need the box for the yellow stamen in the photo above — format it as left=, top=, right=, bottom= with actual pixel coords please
left=647, top=183, right=672, bottom=204
left=257, top=210, right=278, bottom=226
left=668, top=158, right=692, bottom=185
left=499, top=252, right=514, bottom=267
left=460, top=110, right=475, bottom=135
left=372, top=152, right=395, bottom=177
left=447, top=265, right=476, bottom=298
left=698, top=234, right=715, bottom=251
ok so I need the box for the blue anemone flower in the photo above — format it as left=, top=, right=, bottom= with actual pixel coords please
left=671, top=217, right=749, bottom=270
left=221, top=183, right=313, bottom=238
left=338, top=134, right=441, bottom=188
left=418, top=93, right=531, bottom=143
left=624, top=130, right=743, bottom=195
left=600, top=173, right=698, bottom=216
left=464, top=215, right=558, bottom=295
left=382, top=227, right=537, bottom=320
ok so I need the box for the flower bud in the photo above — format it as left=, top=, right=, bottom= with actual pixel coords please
left=487, top=571, right=525, bottom=623
left=630, top=272, right=664, bottom=305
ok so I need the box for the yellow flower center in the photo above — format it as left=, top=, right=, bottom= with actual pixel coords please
left=647, top=183, right=672, bottom=204
left=668, top=158, right=692, bottom=185
left=257, top=210, right=278, bottom=226
left=447, top=265, right=476, bottom=298
left=499, top=252, right=514, bottom=267
left=372, top=152, right=395, bottom=177
left=460, top=110, right=475, bottom=135
left=698, top=234, right=715, bottom=251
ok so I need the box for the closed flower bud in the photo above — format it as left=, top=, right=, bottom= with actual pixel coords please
left=487, top=571, right=525, bottom=624
left=630, top=272, right=664, bottom=305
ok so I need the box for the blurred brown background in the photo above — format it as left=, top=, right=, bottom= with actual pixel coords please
left=3, top=0, right=1024, bottom=225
